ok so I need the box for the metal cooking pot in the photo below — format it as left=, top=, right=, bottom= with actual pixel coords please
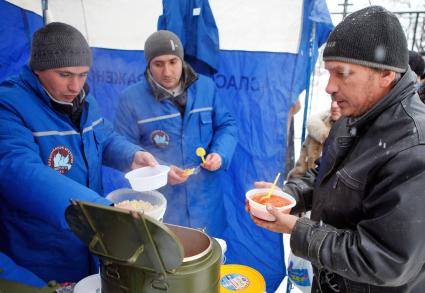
left=65, top=200, right=221, bottom=293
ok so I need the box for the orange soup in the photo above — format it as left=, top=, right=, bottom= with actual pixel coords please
left=251, top=194, right=291, bottom=207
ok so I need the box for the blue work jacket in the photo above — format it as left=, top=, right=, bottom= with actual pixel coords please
left=115, top=73, right=238, bottom=237
left=0, top=66, right=141, bottom=284
left=0, top=252, right=46, bottom=288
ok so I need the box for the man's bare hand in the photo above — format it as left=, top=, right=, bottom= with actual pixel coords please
left=131, top=151, right=158, bottom=169
left=202, top=153, right=222, bottom=171
left=249, top=204, right=298, bottom=234
left=168, top=165, right=189, bottom=185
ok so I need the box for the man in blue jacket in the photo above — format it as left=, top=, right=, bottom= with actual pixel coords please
left=115, top=30, right=238, bottom=237
left=0, top=22, right=157, bottom=286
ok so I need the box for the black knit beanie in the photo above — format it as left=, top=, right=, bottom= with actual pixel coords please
left=30, top=22, right=92, bottom=71
left=323, top=6, right=408, bottom=73
left=408, top=51, right=425, bottom=77
left=144, top=30, right=184, bottom=64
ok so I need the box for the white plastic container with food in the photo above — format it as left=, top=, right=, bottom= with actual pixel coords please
left=246, top=188, right=296, bottom=221
left=106, top=188, right=167, bottom=221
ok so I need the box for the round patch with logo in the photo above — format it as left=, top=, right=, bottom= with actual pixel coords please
left=47, top=146, right=74, bottom=174
left=151, top=130, right=170, bottom=148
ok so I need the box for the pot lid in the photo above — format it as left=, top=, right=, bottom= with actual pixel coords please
left=65, top=200, right=184, bottom=273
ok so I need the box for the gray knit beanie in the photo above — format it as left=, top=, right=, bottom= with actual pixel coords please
left=30, top=22, right=92, bottom=71
left=323, top=6, right=408, bottom=73
left=144, top=30, right=184, bottom=63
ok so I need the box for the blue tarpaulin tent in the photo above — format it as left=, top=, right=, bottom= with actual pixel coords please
left=0, top=0, right=332, bottom=291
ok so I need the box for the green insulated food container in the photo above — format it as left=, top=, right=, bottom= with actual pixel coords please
left=65, top=200, right=222, bottom=293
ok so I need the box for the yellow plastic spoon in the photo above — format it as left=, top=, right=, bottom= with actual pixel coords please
left=196, top=147, right=206, bottom=163
left=182, top=168, right=195, bottom=176
left=261, top=172, right=281, bottom=200
left=182, top=165, right=201, bottom=177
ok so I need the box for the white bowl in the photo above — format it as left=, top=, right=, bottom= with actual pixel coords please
left=213, top=237, right=227, bottom=263
left=73, top=274, right=100, bottom=293
left=107, top=188, right=167, bottom=221
left=246, top=188, right=296, bottom=221
left=125, top=165, right=170, bottom=191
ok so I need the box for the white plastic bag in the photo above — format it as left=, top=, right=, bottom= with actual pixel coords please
left=287, top=251, right=313, bottom=293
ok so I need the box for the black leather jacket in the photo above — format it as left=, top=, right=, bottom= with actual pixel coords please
left=285, top=69, right=425, bottom=292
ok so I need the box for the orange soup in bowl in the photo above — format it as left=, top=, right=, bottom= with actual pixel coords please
left=251, top=194, right=292, bottom=207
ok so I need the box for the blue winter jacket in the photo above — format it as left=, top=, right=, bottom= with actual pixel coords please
left=0, top=252, right=46, bottom=288
left=115, top=73, right=238, bottom=237
left=0, top=66, right=141, bottom=284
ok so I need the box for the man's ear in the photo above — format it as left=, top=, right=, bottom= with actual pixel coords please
left=379, top=70, right=397, bottom=88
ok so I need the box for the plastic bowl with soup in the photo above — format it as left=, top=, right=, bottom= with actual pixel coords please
left=246, top=188, right=296, bottom=221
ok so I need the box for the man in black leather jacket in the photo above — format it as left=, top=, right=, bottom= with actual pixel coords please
left=250, top=6, right=425, bottom=293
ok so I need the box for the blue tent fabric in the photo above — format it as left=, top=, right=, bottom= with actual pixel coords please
left=310, top=0, right=333, bottom=24
left=88, top=48, right=148, bottom=194
left=89, top=48, right=146, bottom=122
left=158, top=0, right=220, bottom=75
left=0, top=1, right=332, bottom=291
left=0, top=1, right=42, bottom=82
left=301, top=0, right=334, bottom=143
left=217, top=51, right=293, bottom=291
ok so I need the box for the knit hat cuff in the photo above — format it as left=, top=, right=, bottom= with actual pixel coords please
left=323, top=56, right=407, bottom=73
left=30, top=51, right=92, bottom=71
left=29, top=22, right=92, bottom=71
